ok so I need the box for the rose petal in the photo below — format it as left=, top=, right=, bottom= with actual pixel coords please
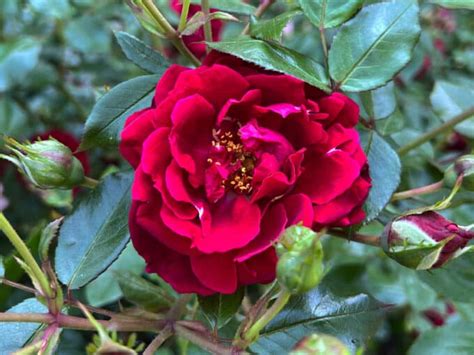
left=169, top=94, right=215, bottom=179
left=283, top=193, right=314, bottom=227
left=120, top=108, right=156, bottom=168
left=237, top=247, right=277, bottom=285
left=296, top=150, right=361, bottom=204
left=191, top=252, right=237, bottom=294
left=153, top=65, right=190, bottom=105
left=196, top=195, right=261, bottom=253
left=247, top=74, right=306, bottom=105
left=235, top=203, right=287, bottom=262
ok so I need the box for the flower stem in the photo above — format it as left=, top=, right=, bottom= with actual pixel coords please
left=398, top=107, right=474, bottom=156
left=201, top=0, right=212, bottom=53
left=144, top=324, right=174, bottom=355
left=81, top=176, right=99, bottom=189
left=0, top=213, right=53, bottom=298
left=328, top=229, right=381, bottom=247
left=142, top=0, right=200, bottom=66
left=178, top=0, right=191, bottom=32
left=242, top=289, right=291, bottom=345
left=242, top=0, right=276, bottom=35
left=391, top=180, right=444, bottom=201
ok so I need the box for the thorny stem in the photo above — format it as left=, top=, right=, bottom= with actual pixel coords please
left=142, top=0, right=200, bottom=66
left=391, top=180, right=444, bottom=201
left=201, top=0, right=212, bottom=53
left=398, top=107, right=474, bottom=156
left=328, top=229, right=381, bottom=247
left=242, top=0, right=276, bottom=35
left=0, top=213, right=53, bottom=298
left=144, top=324, right=174, bottom=355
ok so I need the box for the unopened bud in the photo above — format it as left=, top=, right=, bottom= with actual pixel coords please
left=276, top=226, right=324, bottom=294
left=382, top=211, right=474, bottom=269
left=444, top=154, right=474, bottom=191
left=0, top=137, right=85, bottom=189
left=290, top=333, right=350, bottom=355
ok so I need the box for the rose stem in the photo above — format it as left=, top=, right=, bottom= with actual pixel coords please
left=0, top=213, right=53, bottom=298
left=178, top=0, right=191, bottom=32
left=328, top=229, right=381, bottom=247
left=242, top=0, right=276, bottom=35
left=81, top=176, right=99, bottom=189
left=142, top=0, right=201, bottom=66
left=201, top=0, right=212, bottom=53
left=391, top=180, right=444, bottom=201
left=398, top=107, right=474, bottom=156
left=144, top=324, right=174, bottom=355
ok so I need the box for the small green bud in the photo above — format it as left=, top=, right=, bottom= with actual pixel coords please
left=290, top=333, right=350, bottom=355
left=444, top=154, right=474, bottom=191
left=276, top=226, right=324, bottom=294
left=0, top=137, right=85, bottom=189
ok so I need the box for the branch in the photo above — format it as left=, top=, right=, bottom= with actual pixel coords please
left=391, top=180, right=444, bottom=201
left=398, top=107, right=474, bottom=156
left=328, top=229, right=381, bottom=247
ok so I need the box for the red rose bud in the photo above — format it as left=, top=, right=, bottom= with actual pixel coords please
left=382, top=211, right=474, bottom=269
left=444, top=154, right=474, bottom=191
left=276, top=226, right=324, bottom=294
left=290, top=333, right=350, bottom=355
left=120, top=52, right=370, bottom=295
left=0, top=137, right=85, bottom=189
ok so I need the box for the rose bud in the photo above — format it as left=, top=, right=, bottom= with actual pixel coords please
left=0, top=137, right=85, bottom=189
left=276, top=226, right=324, bottom=294
left=382, top=211, right=474, bottom=269
left=444, top=154, right=474, bottom=191
left=290, top=333, right=350, bottom=355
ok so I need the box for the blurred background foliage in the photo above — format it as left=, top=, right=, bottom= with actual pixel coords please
left=0, top=0, right=473, bottom=354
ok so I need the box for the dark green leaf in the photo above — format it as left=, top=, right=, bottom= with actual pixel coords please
left=418, top=253, right=474, bottom=303
left=377, top=109, right=405, bottom=136
left=430, top=81, right=474, bottom=138
left=361, top=131, right=401, bottom=222
left=250, top=10, right=302, bottom=41
left=85, top=243, right=145, bottom=307
left=408, top=321, right=474, bottom=355
left=0, top=38, right=41, bottom=92
left=0, top=298, right=47, bottom=353
left=190, top=0, right=256, bottom=14
left=208, top=39, right=330, bottom=91
left=328, top=0, right=420, bottom=91
left=361, top=82, right=396, bottom=120
left=198, top=288, right=244, bottom=329
left=55, top=172, right=133, bottom=289
left=250, top=286, right=386, bottom=353
left=0, top=98, right=28, bottom=137
left=429, top=0, right=474, bottom=10
left=38, top=218, right=62, bottom=262
left=116, top=272, right=173, bottom=311
left=80, top=75, right=160, bottom=150
left=298, top=0, right=363, bottom=29
left=115, top=32, right=170, bottom=74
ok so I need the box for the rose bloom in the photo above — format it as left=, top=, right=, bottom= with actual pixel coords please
left=170, top=0, right=223, bottom=59
left=120, top=52, right=371, bottom=295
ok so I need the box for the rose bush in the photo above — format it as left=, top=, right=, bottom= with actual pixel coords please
left=120, top=51, right=371, bottom=295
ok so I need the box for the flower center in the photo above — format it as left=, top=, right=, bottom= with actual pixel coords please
left=208, top=128, right=256, bottom=195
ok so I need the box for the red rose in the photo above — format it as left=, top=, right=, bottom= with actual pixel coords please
left=170, top=0, right=223, bottom=59
left=120, top=52, right=371, bottom=295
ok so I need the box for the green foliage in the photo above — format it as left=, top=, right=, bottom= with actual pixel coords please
left=329, top=0, right=421, bottom=91
left=429, top=0, right=474, bottom=9
left=408, top=321, right=474, bottom=354
left=198, top=288, right=245, bottom=329
left=116, top=32, right=170, bottom=74
left=250, top=10, right=302, bottom=41
left=55, top=172, right=133, bottom=289
left=361, top=131, right=401, bottom=222
left=208, top=39, right=330, bottom=91
left=250, top=285, right=386, bottom=353
left=298, top=0, right=364, bottom=29
left=190, top=0, right=256, bottom=14
left=80, top=75, right=162, bottom=150
left=0, top=298, right=47, bottom=353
